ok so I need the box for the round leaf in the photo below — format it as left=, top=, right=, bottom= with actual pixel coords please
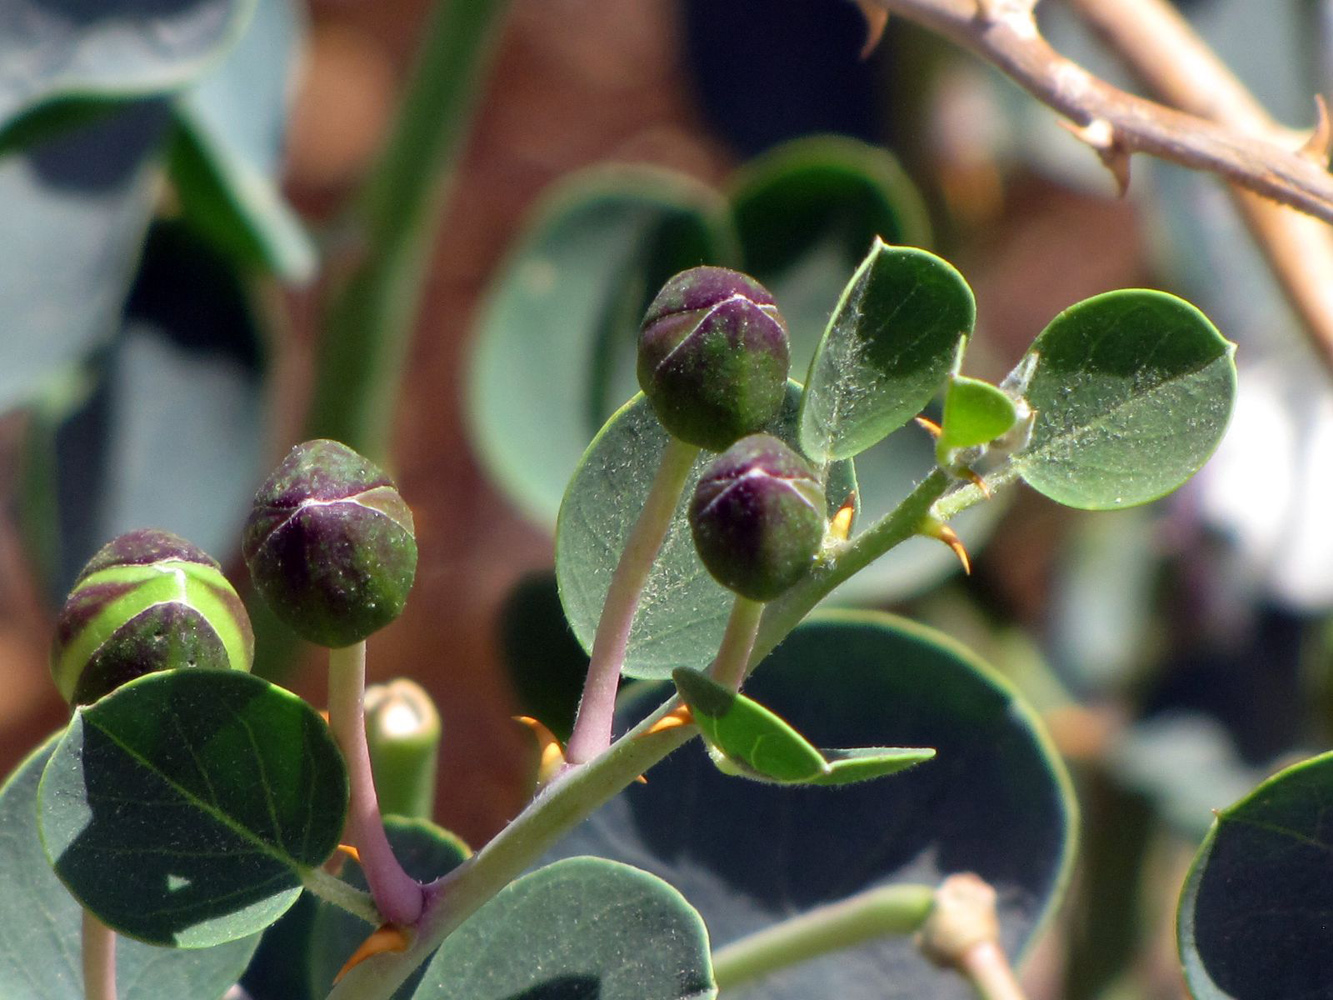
left=38, top=669, right=348, bottom=947
left=411, top=858, right=716, bottom=1000
left=798, top=240, right=975, bottom=463
left=467, top=168, right=733, bottom=527
left=547, top=612, right=1075, bottom=1000
left=0, top=734, right=259, bottom=1000
left=938, top=375, right=1018, bottom=455
left=1178, top=751, right=1333, bottom=1000
left=1013, top=289, right=1237, bottom=509
left=556, top=383, right=855, bottom=680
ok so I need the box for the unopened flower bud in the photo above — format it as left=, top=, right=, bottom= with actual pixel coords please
left=689, top=434, right=826, bottom=601
left=243, top=440, right=417, bottom=648
left=51, top=529, right=253, bottom=705
left=638, top=266, right=789, bottom=451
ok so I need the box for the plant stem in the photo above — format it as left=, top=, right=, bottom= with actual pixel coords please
left=564, top=437, right=700, bottom=764
left=957, top=942, right=1028, bottom=1000
left=301, top=867, right=382, bottom=926
left=710, top=596, right=765, bottom=691
left=81, top=909, right=116, bottom=1000
left=364, top=678, right=442, bottom=821
left=305, top=0, right=513, bottom=456
left=710, top=883, right=935, bottom=991
left=327, top=642, right=425, bottom=926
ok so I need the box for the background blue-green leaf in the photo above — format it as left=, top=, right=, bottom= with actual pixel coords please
left=548, top=612, right=1075, bottom=1000
left=0, top=735, right=259, bottom=1000
left=799, top=241, right=974, bottom=463
left=38, top=670, right=347, bottom=947
left=468, top=168, right=733, bottom=527
left=556, top=384, right=855, bottom=680
left=1012, top=289, right=1237, bottom=510
left=1178, top=750, right=1333, bottom=1000
left=410, top=858, right=716, bottom=1000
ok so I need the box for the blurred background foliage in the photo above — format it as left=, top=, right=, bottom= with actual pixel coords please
left=0, top=1, right=1329, bottom=997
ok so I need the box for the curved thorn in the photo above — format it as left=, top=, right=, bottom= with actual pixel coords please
left=334, top=924, right=413, bottom=984
left=855, top=0, right=889, bottom=59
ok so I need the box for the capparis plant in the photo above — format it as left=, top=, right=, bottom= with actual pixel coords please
left=0, top=235, right=1241, bottom=1000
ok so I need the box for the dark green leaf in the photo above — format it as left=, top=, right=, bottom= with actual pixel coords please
left=1178, top=751, right=1333, bottom=1000
left=549, top=612, right=1075, bottom=1000
left=728, top=136, right=931, bottom=371
left=172, top=0, right=315, bottom=280
left=673, top=667, right=933, bottom=785
left=499, top=571, right=590, bottom=743
left=0, top=734, right=259, bottom=1000
left=307, top=817, right=470, bottom=1000
left=38, top=669, right=347, bottom=947
left=467, top=168, right=734, bottom=527
left=409, top=858, right=715, bottom=1000
left=1013, top=289, right=1236, bottom=509
left=556, top=383, right=855, bottom=680
left=799, top=241, right=974, bottom=462
left=0, top=102, right=168, bottom=415
left=0, top=0, right=254, bottom=138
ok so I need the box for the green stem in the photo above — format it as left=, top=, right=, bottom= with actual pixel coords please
left=81, top=908, right=116, bottom=1000
left=710, top=884, right=935, bottom=992
left=327, top=642, right=424, bottom=925
left=301, top=867, right=381, bottom=926
left=365, top=679, right=442, bottom=821
left=565, top=437, right=700, bottom=764
left=710, top=596, right=765, bottom=691
left=305, top=0, right=513, bottom=456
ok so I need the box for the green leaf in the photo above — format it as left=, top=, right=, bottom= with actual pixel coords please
left=409, top=858, right=716, bottom=1000
left=499, top=571, right=590, bottom=743
left=0, top=734, right=259, bottom=1000
left=38, top=669, right=348, bottom=947
left=548, top=612, right=1075, bottom=1000
left=799, top=241, right=975, bottom=463
left=1178, top=751, right=1333, bottom=1000
left=673, top=667, right=933, bottom=785
left=0, top=102, right=168, bottom=415
left=467, top=168, right=734, bottom=527
left=937, top=375, right=1018, bottom=457
left=0, top=0, right=255, bottom=140
left=556, top=383, right=855, bottom=680
left=1012, top=289, right=1237, bottom=509
left=171, top=0, right=315, bottom=281
left=728, top=136, right=931, bottom=371
left=307, top=817, right=470, bottom=1000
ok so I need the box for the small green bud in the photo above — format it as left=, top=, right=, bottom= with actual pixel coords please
left=638, top=266, right=789, bottom=451
left=51, top=529, right=254, bottom=705
left=243, top=439, right=417, bottom=648
left=689, top=434, right=826, bottom=602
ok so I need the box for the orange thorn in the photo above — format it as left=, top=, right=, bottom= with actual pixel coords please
left=830, top=494, right=856, bottom=542
left=336, top=844, right=362, bottom=864
left=320, top=710, right=330, bottom=724
left=915, top=415, right=942, bottom=439
left=1300, top=95, right=1333, bottom=165
left=334, top=924, right=412, bottom=984
left=854, top=1, right=889, bottom=59
left=638, top=705, right=694, bottom=738
left=923, top=521, right=972, bottom=575
left=634, top=774, right=649, bottom=785
left=963, top=467, right=993, bottom=499
left=513, top=716, right=566, bottom=785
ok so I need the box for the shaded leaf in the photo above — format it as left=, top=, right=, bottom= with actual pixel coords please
left=410, top=858, right=715, bottom=1000
left=1179, top=751, right=1333, bottom=1000
left=0, top=734, right=259, bottom=1000
left=38, top=669, right=347, bottom=947
left=556, top=383, right=855, bottom=680
left=799, top=241, right=974, bottom=463
left=1013, top=289, right=1237, bottom=509
left=499, top=571, right=590, bottom=743
left=548, top=612, right=1074, bottom=1000
left=467, top=168, right=733, bottom=527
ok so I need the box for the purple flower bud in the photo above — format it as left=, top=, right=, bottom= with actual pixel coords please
left=689, top=434, right=826, bottom=601
left=638, top=266, right=789, bottom=451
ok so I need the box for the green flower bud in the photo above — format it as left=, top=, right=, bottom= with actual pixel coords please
left=638, top=266, right=789, bottom=451
left=689, top=434, right=826, bottom=602
left=51, top=530, right=254, bottom=705
left=243, top=439, right=417, bottom=648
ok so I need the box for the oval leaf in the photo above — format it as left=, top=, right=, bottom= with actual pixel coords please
left=556, top=384, right=855, bottom=680
left=0, top=735, right=259, bottom=1000
left=38, top=669, right=348, bottom=947
left=467, top=168, right=732, bottom=527
left=798, top=240, right=974, bottom=463
left=938, top=375, right=1018, bottom=455
left=1013, top=289, right=1237, bottom=509
left=411, top=858, right=716, bottom=1000
left=1179, top=751, right=1333, bottom=1000
left=548, top=612, right=1075, bottom=1000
